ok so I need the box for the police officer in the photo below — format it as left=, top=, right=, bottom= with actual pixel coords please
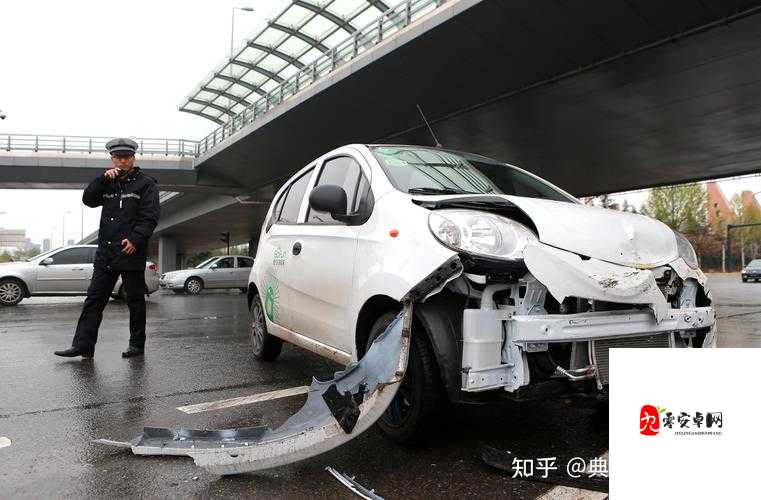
left=54, top=138, right=160, bottom=358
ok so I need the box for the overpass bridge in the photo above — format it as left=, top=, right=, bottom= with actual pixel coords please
left=6, top=0, right=761, bottom=272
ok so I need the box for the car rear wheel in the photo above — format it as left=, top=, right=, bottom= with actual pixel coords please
left=366, top=311, right=445, bottom=445
left=249, top=292, right=283, bottom=361
left=0, top=278, right=25, bottom=306
left=742, top=278, right=748, bottom=282
left=185, top=277, right=203, bottom=295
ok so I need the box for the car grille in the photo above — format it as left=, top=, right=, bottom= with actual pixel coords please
left=592, top=334, right=670, bottom=385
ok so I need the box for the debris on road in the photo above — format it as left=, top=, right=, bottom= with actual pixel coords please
left=326, top=466, right=384, bottom=500
left=94, top=258, right=462, bottom=474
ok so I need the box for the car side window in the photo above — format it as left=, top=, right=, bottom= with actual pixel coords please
left=48, top=248, right=92, bottom=265
left=215, top=257, right=235, bottom=269
left=277, top=168, right=314, bottom=224
left=237, top=257, right=253, bottom=268
left=307, top=156, right=368, bottom=224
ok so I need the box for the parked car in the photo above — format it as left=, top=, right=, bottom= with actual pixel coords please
left=159, top=255, right=253, bottom=294
left=741, top=259, right=761, bottom=282
left=247, top=144, right=716, bottom=443
left=0, top=245, right=159, bottom=306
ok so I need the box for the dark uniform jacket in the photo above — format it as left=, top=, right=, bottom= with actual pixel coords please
left=82, top=167, right=160, bottom=271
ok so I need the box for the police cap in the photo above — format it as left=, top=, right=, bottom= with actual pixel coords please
left=106, top=138, right=138, bottom=156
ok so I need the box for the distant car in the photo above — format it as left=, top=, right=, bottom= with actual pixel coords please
left=741, top=259, right=761, bottom=282
left=0, top=245, right=159, bottom=306
left=159, top=255, right=253, bottom=295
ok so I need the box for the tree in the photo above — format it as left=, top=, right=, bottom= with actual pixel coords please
left=641, top=184, right=707, bottom=233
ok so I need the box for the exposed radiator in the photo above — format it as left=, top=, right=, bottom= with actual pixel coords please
left=593, top=334, right=671, bottom=385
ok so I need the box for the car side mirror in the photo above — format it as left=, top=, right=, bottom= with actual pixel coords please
left=210, top=264, right=218, bottom=270
left=41, top=257, right=54, bottom=266
left=309, top=184, right=348, bottom=221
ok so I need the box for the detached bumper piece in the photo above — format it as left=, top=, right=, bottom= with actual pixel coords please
left=95, top=257, right=463, bottom=475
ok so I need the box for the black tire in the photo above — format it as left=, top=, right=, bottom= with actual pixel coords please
left=366, top=311, right=445, bottom=445
left=184, top=277, right=203, bottom=295
left=0, top=278, right=25, bottom=306
left=172, top=289, right=185, bottom=295
left=742, top=278, right=748, bottom=282
left=249, top=292, right=283, bottom=361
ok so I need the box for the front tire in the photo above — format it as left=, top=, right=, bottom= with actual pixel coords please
left=366, top=311, right=445, bottom=445
left=249, top=292, right=283, bottom=361
left=184, top=277, right=203, bottom=295
left=0, top=278, right=25, bottom=306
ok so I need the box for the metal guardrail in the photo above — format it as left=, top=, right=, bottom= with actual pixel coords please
left=195, top=0, right=446, bottom=156
left=1, top=134, right=199, bottom=157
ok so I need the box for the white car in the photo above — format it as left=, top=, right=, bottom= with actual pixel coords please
left=0, top=245, right=159, bottom=306
left=246, top=144, right=716, bottom=443
left=159, top=255, right=253, bottom=295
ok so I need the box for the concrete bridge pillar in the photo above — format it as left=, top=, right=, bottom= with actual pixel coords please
left=158, top=236, right=179, bottom=274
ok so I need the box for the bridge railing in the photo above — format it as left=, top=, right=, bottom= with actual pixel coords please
left=196, top=0, right=446, bottom=156
left=1, top=134, right=199, bottom=157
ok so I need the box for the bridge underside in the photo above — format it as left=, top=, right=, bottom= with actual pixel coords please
left=197, top=0, right=761, bottom=197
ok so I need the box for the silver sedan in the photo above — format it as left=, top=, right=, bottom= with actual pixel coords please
left=0, top=245, right=159, bottom=306
left=159, top=255, right=253, bottom=295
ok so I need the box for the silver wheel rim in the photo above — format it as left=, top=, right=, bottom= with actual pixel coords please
left=187, top=279, right=201, bottom=294
left=0, top=282, right=22, bottom=304
left=250, top=301, right=265, bottom=353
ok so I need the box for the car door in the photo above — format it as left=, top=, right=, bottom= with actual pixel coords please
left=286, top=154, right=371, bottom=352
left=206, top=257, right=235, bottom=288
left=256, top=166, right=315, bottom=330
left=235, top=257, right=254, bottom=287
left=35, top=247, right=93, bottom=292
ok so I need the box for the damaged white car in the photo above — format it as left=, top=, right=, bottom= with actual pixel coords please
left=247, top=144, right=715, bottom=443
left=98, top=145, right=715, bottom=474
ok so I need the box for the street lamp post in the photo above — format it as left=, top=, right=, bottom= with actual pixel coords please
left=230, top=7, right=255, bottom=73
left=62, top=210, right=72, bottom=247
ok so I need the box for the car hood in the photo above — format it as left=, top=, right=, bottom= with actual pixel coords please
left=0, top=261, right=29, bottom=269
left=163, top=269, right=196, bottom=278
left=414, top=194, right=678, bottom=268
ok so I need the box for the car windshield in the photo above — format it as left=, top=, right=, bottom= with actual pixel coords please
left=25, top=248, right=60, bottom=262
left=195, top=257, right=217, bottom=269
left=748, top=260, right=761, bottom=268
left=371, top=146, right=575, bottom=203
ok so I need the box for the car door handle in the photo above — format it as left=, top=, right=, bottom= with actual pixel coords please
left=292, top=242, right=302, bottom=255
left=73, top=268, right=84, bottom=271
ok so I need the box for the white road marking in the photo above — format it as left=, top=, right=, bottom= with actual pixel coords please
left=177, top=386, right=310, bottom=414
left=0, top=436, right=11, bottom=449
left=536, top=451, right=609, bottom=500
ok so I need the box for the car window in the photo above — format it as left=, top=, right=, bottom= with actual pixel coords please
left=215, top=257, right=235, bottom=269
left=238, top=257, right=253, bottom=268
left=307, top=156, right=364, bottom=224
left=371, top=146, right=574, bottom=203
left=277, top=168, right=314, bottom=224
left=48, top=247, right=92, bottom=265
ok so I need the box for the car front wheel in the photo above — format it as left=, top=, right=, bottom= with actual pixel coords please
left=0, top=278, right=25, bottom=306
left=249, top=292, right=283, bottom=361
left=366, top=311, right=445, bottom=445
left=184, top=277, right=203, bottom=295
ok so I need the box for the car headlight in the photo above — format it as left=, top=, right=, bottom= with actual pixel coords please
left=674, top=231, right=698, bottom=269
left=428, top=209, right=537, bottom=260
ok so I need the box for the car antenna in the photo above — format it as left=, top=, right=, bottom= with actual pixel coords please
left=416, top=104, right=442, bottom=148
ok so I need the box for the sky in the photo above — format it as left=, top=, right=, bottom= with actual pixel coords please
left=1, top=1, right=760, bottom=248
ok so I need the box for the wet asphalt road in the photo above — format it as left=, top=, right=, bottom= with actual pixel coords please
left=0, top=274, right=756, bottom=499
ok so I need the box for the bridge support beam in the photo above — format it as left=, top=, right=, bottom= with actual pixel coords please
left=158, top=236, right=180, bottom=275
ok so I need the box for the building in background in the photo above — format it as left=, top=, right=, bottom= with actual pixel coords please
left=706, top=182, right=733, bottom=232
left=0, top=228, right=32, bottom=253
left=66, top=239, right=74, bottom=246
left=42, top=238, right=51, bottom=252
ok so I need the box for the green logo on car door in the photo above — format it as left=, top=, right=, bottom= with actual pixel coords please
left=264, top=280, right=280, bottom=322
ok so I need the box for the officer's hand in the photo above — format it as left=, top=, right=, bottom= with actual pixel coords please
left=105, top=168, right=121, bottom=180
left=121, top=239, right=137, bottom=255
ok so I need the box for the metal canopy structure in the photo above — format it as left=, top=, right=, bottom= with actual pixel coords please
left=179, top=0, right=391, bottom=125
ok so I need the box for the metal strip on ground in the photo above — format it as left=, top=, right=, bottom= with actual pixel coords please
left=176, top=386, right=310, bottom=414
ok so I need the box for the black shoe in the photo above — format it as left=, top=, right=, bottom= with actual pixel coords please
left=54, top=347, right=94, bottom=358
left=121, top=347, right=144, bottom=358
